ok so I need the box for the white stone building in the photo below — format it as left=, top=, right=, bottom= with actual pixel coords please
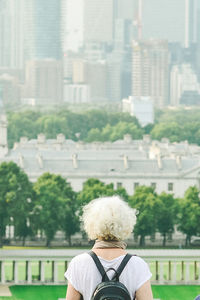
left=122, top=96, right=154, bottom=126
left=1, top=120, right=200, bottom=197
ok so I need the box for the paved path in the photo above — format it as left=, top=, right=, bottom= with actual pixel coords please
left=0, top=285, right=12, bottom=296
left=1, top=249, right=200, bottom=259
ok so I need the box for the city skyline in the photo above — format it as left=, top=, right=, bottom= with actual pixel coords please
left=0, top=0, right=200, bottom=108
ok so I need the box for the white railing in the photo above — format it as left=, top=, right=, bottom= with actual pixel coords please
left=0, top=249, right=200, bottom=285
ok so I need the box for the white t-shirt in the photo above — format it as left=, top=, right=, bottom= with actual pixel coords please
left=64, top=252, right=152, bottom=300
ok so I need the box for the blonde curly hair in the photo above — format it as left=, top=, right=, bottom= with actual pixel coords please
left=82, top=196, right=137, bottom=241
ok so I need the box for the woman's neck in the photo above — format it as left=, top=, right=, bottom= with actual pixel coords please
left=91, top=248, right=127, bottom=261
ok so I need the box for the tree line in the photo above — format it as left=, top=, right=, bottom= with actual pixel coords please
left=0, top=162, right=200, bottom=248
left=6, top=108, right=200, bottom=148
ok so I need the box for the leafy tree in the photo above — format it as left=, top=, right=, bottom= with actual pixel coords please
left=143, top=123, right=155, bottom=135
left=0, top=162, right=33, bottom=246
left=33, top=173, right=78, bottom=247
left=177, top=186, right=200, bottom=246
left=109, top=122, right=143, bottom=141
left=77, top=178, right=129, bottom=210
left=150, top=122, right=182, bottom=142
left=86, top=122, right=143, bottom=143
left=156, top=192, right=178, bottom=246
left=129, top=186, right=158, bottom=246
left=85, top=110, right=109, bottom=130
left=152, top=108, right=200, bottom=145
left=7, top=111, right=40, bottom=148
left=108, top=112, right=141, bottom=128
left=86, top=128, right=102, bottom=142
left=8, top=107, right=200, bottom=148
left=77, top=179, right=115, bottom=208
left=36, top=115, right=68, bottom=139
left=59, top=183, right=79, bottom=246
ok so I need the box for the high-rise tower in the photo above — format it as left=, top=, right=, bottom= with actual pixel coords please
left=0, top=0, right=25, bottom=68
left=132, top=40, right=169, bottom=108
left=25, top=0, right=62, bottom=60
left=185, top=0, right=198, bottom=48
left=83, top=0, right=114, bottom=45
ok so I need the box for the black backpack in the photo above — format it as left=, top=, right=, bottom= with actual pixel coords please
left=89, top=251, right=134, bottom=300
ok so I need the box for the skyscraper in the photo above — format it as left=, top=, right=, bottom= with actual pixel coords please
left=25, top=0, right=62, bottom=61
left=0, top=0, right=25, bottom=68
left=64, top=0, right=83, bottom=52
left=132, top=40, right=169, bottom=108
left=25, top=59, right=63, bottom=104
left=114, top=0, right=134, bottom=20
left=83, top=0, right=114, bottom=45
left=186, top=0, right=198, bottom=47
left=23, top=0, right=63, bottom=105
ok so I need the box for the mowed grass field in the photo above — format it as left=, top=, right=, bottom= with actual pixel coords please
left=0, top=285, right=199, bottom=300
left=152, top=286, right=200, bottom=300
left=0, top=285, right=66, bottom=300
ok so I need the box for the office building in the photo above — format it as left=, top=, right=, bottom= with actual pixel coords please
left=64, top=84, right=91, bottom=103
left=70, top=58, right=107, bottom=101
left=114, top=0, right=134, bottom=20
left=25, top=0, right=62, bottom=60
left=64, top=0, right=83, bottom=52
left=0, top=0, right=25, bottom=68
left=106, top=51, right=122, bottom=101
left=24, top=59, right=63, bottom=105
left=170, top=64, right=200, bottom=106
left=0, top=99, right=8, bottom=157
left=84, top=0, right=114, bottom=45
left=132, top=39, right=169, bottom=108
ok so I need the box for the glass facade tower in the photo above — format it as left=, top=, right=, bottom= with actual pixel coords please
left=25, top=0, right=62, bottom=60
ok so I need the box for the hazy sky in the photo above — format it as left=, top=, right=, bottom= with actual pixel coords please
left=64, top=0, right=199, bottom=51
left=142, top=0, right=185, bottom=45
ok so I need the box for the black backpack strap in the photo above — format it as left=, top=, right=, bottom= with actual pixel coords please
left=89, top=251, right=109, bottom=281
left=113, top=254, right=133, bottom=280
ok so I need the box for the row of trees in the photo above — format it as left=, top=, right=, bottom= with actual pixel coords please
left=7, top=108, right=200, bottom=148
left=7, top=110, right=142, bottom=148
left=1, top=162, right=200, bottom=247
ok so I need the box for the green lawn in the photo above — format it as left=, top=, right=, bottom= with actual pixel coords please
left=0, top=285, right=199, bottom=300
left=0, top=285, right=66, bottom=300
left=152, top=285, right=200, bottom=300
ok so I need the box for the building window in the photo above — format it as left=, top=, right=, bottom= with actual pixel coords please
left=151, top=182, right=156, bottom=189
left=117, top=182, right=122, bottom=189
left=134, top=182, right=139, bottom=190
left=168, top=183, right=173, bottom=191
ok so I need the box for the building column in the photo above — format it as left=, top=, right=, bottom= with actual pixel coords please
left=172, top=262, right=177, bottom=284
left=53, top=261, right=58, bottom=283
left=198, top=262, right=200, bottom=284
left=185, top=262, right=190, bottom=283
left=0, top=261, right=5, bottom=284
left=13, top=261, right=18, bottom=284
left=159, top=262, right=164, bottom=284
left=26, top=261, right=32, bottom=284
left=39, top=261, right=45, bottom=283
